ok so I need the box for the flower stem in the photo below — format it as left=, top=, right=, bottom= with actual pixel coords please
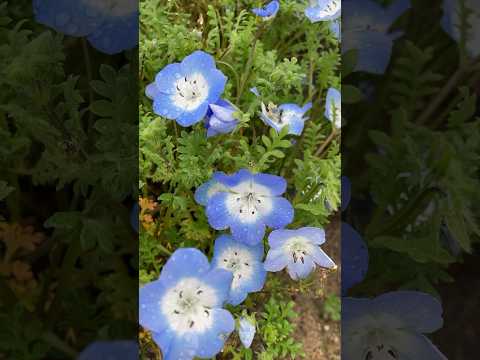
left=315, top=127, right=337, bottom=157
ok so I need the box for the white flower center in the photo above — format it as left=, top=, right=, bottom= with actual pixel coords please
left=317, top=0, right=341, bottom=17
left=261, top=103, right=291, bottom=128
left=83, top=0, right=137, bottom=17
left=172, top=73, right=209, bottom=111
left=225, top=181, right=273, bottom=224
left=218, top=247, right=255, bottom=289
left=283, top=237, right=314, bottom=264
left=161, top=278, right=218, bottom=334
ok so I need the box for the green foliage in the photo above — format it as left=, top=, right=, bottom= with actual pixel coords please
left=323, top=294, right=341, bottom=321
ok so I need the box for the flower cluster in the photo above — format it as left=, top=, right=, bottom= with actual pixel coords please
left=33, top=0, right=139, bottom=54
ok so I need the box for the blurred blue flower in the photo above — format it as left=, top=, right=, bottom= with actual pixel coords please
left=33, top=0, right=139, bottom=54
left=204, top=169, right=294, bottom=245
left=325, top=87, right=341, bottom=128
left=252, top=1, right=280, bottom=20
left=139, top=248, right=234, bottom=360
left=238, top=317, right=256, bottom=348
left=211, top=235, right=266, bottom=305
left=78, top=341, right=137, bottom=360
left=442, top=0, right=480, bottom=57
left=343, top=291, right=447, bottom=360
left=130, top=203, right=139, bottom=233
left=205, top=99, right=239, bottom=137
left=330, top=19, right=341, bottom=40
left=260, top=102, right=313, bottom=135
left=343, top=0, right=410, bottom=74
left=146, top=51, right=227, bottom=127
left=305, top=0, right=341, bottom=23
left=341, top=222, right=368, bottom=295
left=250, top=87, right=261, bottom=97
left=264, top=227, right=336, bottom=280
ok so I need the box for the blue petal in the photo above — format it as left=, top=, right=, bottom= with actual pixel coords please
left=194, top=174, right=227, bottom=206
left=213, top=234, right=265, bottom=262
left=139, top=280, right=169, bottom=333
left=296, top=227, right=326, bottom=245
left=287, top=256, right=315, bottom=280
left=244, top=261, right=267, bottom=292
left=33, top=0, right=102, bottom=37
left=252, top=1, right=280, bottom=18
left=159, top=248, right=211, bottom=287
left=206, top=192, right=233, bottom=230
left=253, top=173, right=287, bottom=196
left=264, top=247, right=289, bottom=272
left=151, top=329, right=175, bottom=359
left=145, top=82, right=160, bottom=100
left=78, top=341, right=138, bottom=360
left=268, top=229, right=292, bottom=248
left=239, top=318, right=256, bottom=348
left=373, top=291, right=444, bottom=333
left=395, top=333, right=447, bottom=360
left=181, top=50, right=216, bottom=74
left=161, top=336, right=197, bottom=360
left=341, top=222, right=368, bottom=295
left=216, top=169, right=253, bottom=188
left=176, top=102, right=209, bottom=127
left=204, top=268, right=233, bottom=306
left=205, top=68, right=228, bottom=104
left=229, top=288, right=249, bottom=306
left=154, top=63, right=183, bottom=95
left=263, top=197, right=294, bottom=229
left=87, top=12, right=138, bottom=54
left=231, top=220, right=266, bottom=245
left=310, top=246, right=336, bottom=268
left=152, top=93, right=184, bottom=120
left=195, top=309, right=235, bottom=358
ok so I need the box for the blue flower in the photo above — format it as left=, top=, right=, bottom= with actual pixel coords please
left=341, top=223, right=368, bottom=295
left=260, top=102, right=313, bottom=135
left=204, top=169, right=294, bottom=245
left=194, top=172, right=229, bottom=206
left=205, top=99, right=239, bottom=137
left=305, top=0, right=341, bottom=23
left=264, top=227, right=336, bottom=280
left=146, top=51, right=227, bottom=127
left=33, top=0, right=138, bottom=54
left=238, top=317, right=256, bottom=348
left=325, top=87, right=341, bottom=128
left=330, top=20, right=341, bottom=40
left=343, top=291, right=446, bottom=360
left=78, top=341, right=137, bottom=360
left=343, top=0, right=410, bottom=74
left=211, top=235, right=266, bottom=305
left=139, top=248, right=235, bottom=360
left=442, top=0, right=480, bottom=57
left=252, top=1, right=280, bottom=20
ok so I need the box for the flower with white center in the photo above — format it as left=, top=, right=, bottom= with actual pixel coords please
left=139, top=248, right=235, bottom=360
left=325, top=87, right=341, bottom=128
left=205, top=99, right=240, bottom=137
left=442, top=0, right=480, bottom=57
left=238, top=316, right=256, bottom=349
left=260, top=102, right=313, bottom=135
left=145, top=51, right=227, bottom=127
left=204, top=169, right=294, bottom=245
left=78, top=341, right=137, bottom=360
left=343, top=0, right=410, bottom=74
left=33, top=0, right=138, bottom=54
left=343, top=291, right=447, bottom=360
left=264, top=227, right=336, bottom=280
left=211, top=235, right=266, bottom=305
left=252, top=1, right=280, bottom=20
left=305, top=0, right=341, bottom=23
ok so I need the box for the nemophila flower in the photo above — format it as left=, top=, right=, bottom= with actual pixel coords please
left=341, top=222, right=368, bottom=295
left=33, top=0, right=138, bottom=54
left=252, top=1, right=280, bottom=20
left=139, top=248, right=235, bottom=360
left=146, top=51, right=227, bottom=127
left=442, top=0, right=480, bottom=57
left=330, top=20, right=341, bottom=40
left=204, top=169, right=294, bottom=245
left=325, top=87, right=341, bottom=128
left=343, top=0, right=410, bottom=74
left=260, top=102, right=313, bottom=135
left=343, top=291, right=447, bottom=360
left=78, top=341, right=137, bottom=360
left=264, top=227, right=336, bottom=280
left=205, top=99, right=239, bottom=137
left=305, top=0, right=341, bottom=23
left=211, top=235, right=266, bottom=305
left=194, top=172, right=228, bottom=206
left=238, top=316, right=256, bottom=348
